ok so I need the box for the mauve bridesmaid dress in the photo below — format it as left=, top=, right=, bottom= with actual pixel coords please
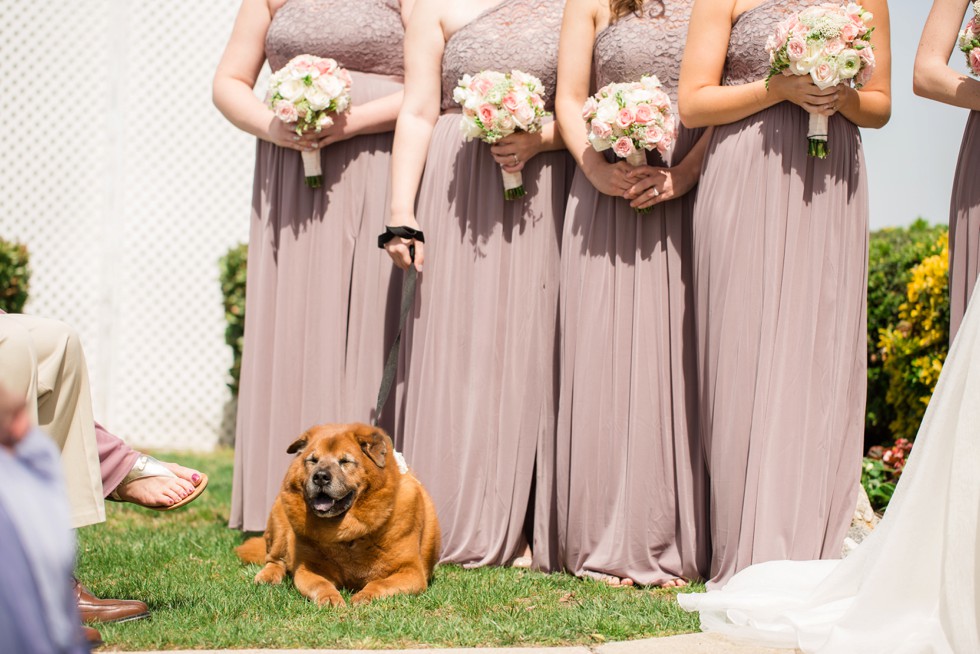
left=395, top=0, right=574, bottom=568
left=693, top=0, right=868, bottom=588
left=231, top=0, right=405, bottom=531
left=949, top=111, right=980, bottom=342
left=552, top=0, right=709, bottom=586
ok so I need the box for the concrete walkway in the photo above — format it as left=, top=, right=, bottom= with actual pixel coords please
left=128, top=633, right=800, bottom=653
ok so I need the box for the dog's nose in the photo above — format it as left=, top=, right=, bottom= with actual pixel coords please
left=312, top=469, right=331, bottom=486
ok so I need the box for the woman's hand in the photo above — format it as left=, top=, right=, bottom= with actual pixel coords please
left=384, top=213, right=425, bottom=272
left=583, top=159, right=637, bottom=198
left=625, top=164, right=699, bottom=210
left=768, top=73, right=848, bottom=116
left=265, top=117, right=320, bottom=151
left=489, top=131, right=545, bottom=173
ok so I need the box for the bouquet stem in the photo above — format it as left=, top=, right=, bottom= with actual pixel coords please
left=501, top=169, right=526, bottom=200
left=301, top=149, right=323, bottom=188
left=807, top=112, right=829, bottom=159
left=626, top=150, right=653, bottom=214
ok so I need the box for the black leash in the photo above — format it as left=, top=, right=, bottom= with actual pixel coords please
left=373, top=226, right=425, bottom=426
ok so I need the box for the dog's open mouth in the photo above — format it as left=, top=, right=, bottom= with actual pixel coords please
left=308, top=490, right=355, bottom=518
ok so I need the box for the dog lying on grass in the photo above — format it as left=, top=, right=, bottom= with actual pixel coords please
left=235, top=423, right=440, bottom=606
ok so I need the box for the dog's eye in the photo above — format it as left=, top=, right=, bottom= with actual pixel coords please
left=305, top=456, right=318, bottom=465
left=340, top=458, right=357, bottom=467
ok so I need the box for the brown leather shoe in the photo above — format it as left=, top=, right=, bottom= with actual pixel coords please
left=74, top=579, right=150, bottom=624
left=82, top=625, right=104, bottom=648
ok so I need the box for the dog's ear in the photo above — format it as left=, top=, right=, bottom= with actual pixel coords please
left=356, top=428, right=390, bottom=468
left=286, top=430, right=311, bottom=455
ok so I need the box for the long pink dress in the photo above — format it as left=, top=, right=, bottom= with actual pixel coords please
left=230, top=0, right=405, bottom=531
left=395, top=0, right=573, bottom=568
left=552, top=2, right=709, bottom=585
left=949, top=111, right=980, bottom=342
left=694, top=0, right=868, bottom=588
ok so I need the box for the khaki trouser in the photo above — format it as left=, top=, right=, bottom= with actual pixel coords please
left=0, top=314, right=104, bottom=528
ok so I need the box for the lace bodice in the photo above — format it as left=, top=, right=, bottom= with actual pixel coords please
left=594, top=1, right=693, bottom=101
left=723, top=0, right=812, bottom=86
left=441, top=0, right=565, bottom=111
left=266, top=0, right=404, bottom=75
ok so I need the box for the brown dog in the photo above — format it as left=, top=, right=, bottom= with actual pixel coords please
left=235, top=423, right=440, bottom=606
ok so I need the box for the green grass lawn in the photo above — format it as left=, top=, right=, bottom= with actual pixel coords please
left=76, top=449, right=701, bottom=650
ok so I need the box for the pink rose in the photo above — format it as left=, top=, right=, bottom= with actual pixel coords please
left=840, top=22, right=859, bottom=42
left=590, top=120, right=613, bottom=140
left=824, top=38, right=845, bottom=56
left=855, top=64, right=873, bottom=88
left=616, top=107, right=635, bottom=129
left=501, top=91, right=521, bottom=114
left=477, top=103, right=498, bottom=126
left=774, top=19, right=791, bottom=46
left=612, top=136, right=635, bottom=158
left=971, top=48, right=980, bottom=74
left=634, top=104, right=655, bottom=124
left=513, top=104, right=536, bottom=129
left=659, top=130, right=673, bottom=153
left=645, top=125, right=665, bottom=144
left=274, top=100, right=299, bottom=123
left=581, top=97, right=599, bottom=119
left=810, top=61, right=839, bottom=89
left=858, top=46, right=876, bottom=66
left=786, top=36, right=807, bottom=62
left=471, top=77, right=493, bottom=96
left=315, top=58, right=338, bottom=75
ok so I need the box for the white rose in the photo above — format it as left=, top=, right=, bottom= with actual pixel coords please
left=315, top=74, right=344, bottom=99
left=460, top=115, right=483, bottom=141
left=587, top=133, right=613, bottom=152
left=277, top=78, right=306, bottom=103
left=595, top=102, right=619, bottom=126
left=304, top=86, right=331, bottom=111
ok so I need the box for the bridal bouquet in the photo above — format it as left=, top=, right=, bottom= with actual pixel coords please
left=453, top=70, right=549, bottom=200
left=958, top=1, right=980, bottom=77
left=765, top=3, right=876, bottom=158
left=582, top=75, right=676, bottom=213
left=268, top=54, right=353, bottom=188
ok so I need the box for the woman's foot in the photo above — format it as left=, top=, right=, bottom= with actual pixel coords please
left=659, top=578, right=688, bottom=589
left=511, top=545, right=533, bottom=569
left=109, top=456, right=206, bottom=510
left=580, top=570, right=635, bottom=587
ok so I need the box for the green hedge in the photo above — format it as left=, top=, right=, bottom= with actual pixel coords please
left=219, top=243, right=247, bottom=395
left=864, top=219, right=948, bottom=449
left=0, top=237, right=30, bottom=313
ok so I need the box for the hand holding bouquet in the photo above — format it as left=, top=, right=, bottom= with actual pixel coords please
left=582, top=75, right=676, bottom=213
left=765, top=3, right=876, bottom=158
left=453, top=70, right=549, bottom=200
left=958, top=1, right=980, bottom=77
left=268, top=54, right=353, bottom=188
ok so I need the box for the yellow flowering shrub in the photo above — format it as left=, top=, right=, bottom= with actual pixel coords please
left=877, top=232, right=950, bottom=441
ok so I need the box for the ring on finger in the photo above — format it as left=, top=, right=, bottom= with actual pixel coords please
left=512, top=153, right=519, bottom=164
left=651, top=187, right=660, bottom=197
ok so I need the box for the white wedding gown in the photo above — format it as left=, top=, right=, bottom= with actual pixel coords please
left=679, top=285, right=980, bottom=653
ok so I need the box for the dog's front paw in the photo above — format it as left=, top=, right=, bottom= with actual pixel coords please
left=254, top=563, right=286, bottom=585
left=350, top=589, right=378, bottom=605
left=309, top=587, right=346, bottom=607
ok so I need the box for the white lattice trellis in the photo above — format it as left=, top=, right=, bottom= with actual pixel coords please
left=0, top=0, right=262, bottom=451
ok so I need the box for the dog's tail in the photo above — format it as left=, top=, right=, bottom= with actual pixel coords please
left=234, top=536, right=267, bottom=564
